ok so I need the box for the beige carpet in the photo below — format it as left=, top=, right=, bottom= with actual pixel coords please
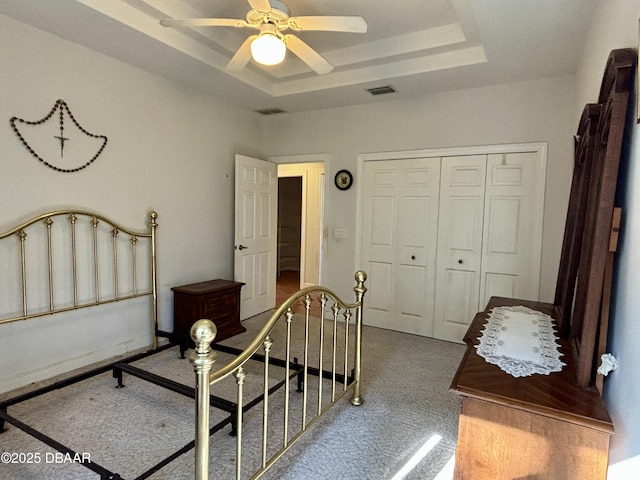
left=0, top=312, right=466, bottom=479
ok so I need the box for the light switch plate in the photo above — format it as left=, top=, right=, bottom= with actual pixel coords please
left=334, top=228, right=348, bottom=239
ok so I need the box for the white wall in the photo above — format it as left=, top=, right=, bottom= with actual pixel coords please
left=572, top=1, right=640, bottom=477
left=0, top=14, right=263, bottom=392
left=263, top=77, right=576, bottom=301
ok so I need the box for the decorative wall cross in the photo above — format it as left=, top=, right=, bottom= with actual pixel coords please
left=54, top=107, right=69, bottom=158
left=10, top=99, right=108, bottom=172
left=54, top=133, right=70, bottom=158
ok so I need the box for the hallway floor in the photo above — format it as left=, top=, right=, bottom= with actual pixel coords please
left=276, top=270, right=323, bottom=316
left=276, top=270, right=301, bottom=306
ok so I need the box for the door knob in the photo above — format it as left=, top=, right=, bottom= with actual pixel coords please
left=458, top=259, right=463, bottom=264
left=236, top=244, right=248, bottom=251
left=411, top=255, right=416, bottom=260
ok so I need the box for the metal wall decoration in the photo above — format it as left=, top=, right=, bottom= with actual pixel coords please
left=10, top=99, right=108, bottom=173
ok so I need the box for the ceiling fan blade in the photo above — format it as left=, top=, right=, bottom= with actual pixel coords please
left=160, top=18, right=249, bottom=28
left=227, top=35, right=258, bottom=71
left=284, top=34, right=333, bottom=75
left=247, top=0, right=272, bottom=13
left=288, top=16, right=368, bottom=33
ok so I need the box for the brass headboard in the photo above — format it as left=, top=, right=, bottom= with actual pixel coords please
left=0, top=210, right=159, bottom=347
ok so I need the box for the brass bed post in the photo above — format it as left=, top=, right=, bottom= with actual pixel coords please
left=111, top=228, right=119, bottom=299
left=317, top=293, right=327, bottom=415
left=19, top=230, right=28, bottom=317
left=350, top=270, right=367, bottom=406
left=92, top=217, right=100, bottom=304
left=261, top=335, right=273, bottom=469
left=189, top=320, right=217, bottom=480
left=131, top=236, right=138, bottom=296
left=343, top=309, right=352, bottom=393
left=45, top=217, right=54, bottom=312
left=283, top=308, right=294, bottom=447
left=234, top=366, right=247, bottom=479
left=301, top=294, right=311, bottom=430
left=149, top=212, right=158, bottom=348
left=331, top=302, right=340, bottom=401
left=69, top=214, right=78, bottom=307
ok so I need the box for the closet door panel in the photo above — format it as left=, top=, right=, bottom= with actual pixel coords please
left=394, top=159, right=440, bottom=336
left=366, top=198, right=397, bottom=262
left=367, top=261, right=393, bottom=314
left=398, top=264, right=427, bottom=317
left=441, top=269, right=479, bottom=326
left=362, top=162, right=398, bottom=327
left=398, top=163, right=439, bottom=268
left=367, top=197, right=396, bottom=258
left=362, top=158, right=440, bottom=337
left=481, top=153, right=542, bottom=303
left=448, top=197, right=484, bottom=255
left=399, top=196, right=431, bottom=267
left=434, top=155, right=487, bottom=343
left=483, top=272, right=518, bottom=302
left=485, top=197, right=521, bottom=254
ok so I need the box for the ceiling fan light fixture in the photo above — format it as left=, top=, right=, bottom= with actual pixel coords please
left=251, top=26, right=286, bottom=66
left=162, top=1, right=368, bottom=74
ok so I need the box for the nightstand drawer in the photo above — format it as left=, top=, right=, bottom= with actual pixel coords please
left=203, top=292, right=237, bottom=314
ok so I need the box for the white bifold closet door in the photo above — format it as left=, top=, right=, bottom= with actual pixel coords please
left=361, top=149, right=545, bottom=343
left=361, top=158, right=441, bottom=337
left=434, top=153, right=543, bottom=342
left=432, top=155, right=486, bottom=342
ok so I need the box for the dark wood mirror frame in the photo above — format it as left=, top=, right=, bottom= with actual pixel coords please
left=554, top=48, right=635, bottom=388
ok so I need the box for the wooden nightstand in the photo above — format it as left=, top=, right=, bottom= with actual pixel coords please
left=172, top=279, right=245, bottom=343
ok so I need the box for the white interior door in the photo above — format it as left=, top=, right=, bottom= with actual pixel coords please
left=234, top=154, right=277, bottom=319
left=434, top=155, right=487, bottom=343
left=480, top=152, right=544, bottom=303
left=362, top=158, right=440, bottom=336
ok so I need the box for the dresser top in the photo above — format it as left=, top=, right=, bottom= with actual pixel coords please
left=450, top=296, right=613, bottom=434
left=171, top=279, right=244, bottom=295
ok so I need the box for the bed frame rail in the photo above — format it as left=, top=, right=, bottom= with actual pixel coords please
left=189, top=271, right=367, bottom=480
left=0, top=209, right=159, bottom=346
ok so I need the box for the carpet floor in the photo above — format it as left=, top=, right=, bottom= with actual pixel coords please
left=0, top=312, right=466, bottom=480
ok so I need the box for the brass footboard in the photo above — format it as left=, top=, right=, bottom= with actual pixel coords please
left=189, top=271, right=367, bottom=480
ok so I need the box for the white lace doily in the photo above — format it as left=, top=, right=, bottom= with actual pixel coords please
left=475, top=305, right=565, bottom=377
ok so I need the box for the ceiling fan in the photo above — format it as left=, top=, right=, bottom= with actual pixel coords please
left=160, top=0, right=367, bottom=75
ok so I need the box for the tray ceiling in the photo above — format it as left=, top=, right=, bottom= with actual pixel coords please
left=0, top=0, right=598, bottom=113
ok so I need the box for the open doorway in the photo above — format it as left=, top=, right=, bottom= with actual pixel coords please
left=276, top=176, right=302, bottom=306
left=275, top=162, right=325, bottom=305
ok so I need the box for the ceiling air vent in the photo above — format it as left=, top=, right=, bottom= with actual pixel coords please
left=255, top=108, right=286, bottom=115
left=366, top=85, right=397, bottom=96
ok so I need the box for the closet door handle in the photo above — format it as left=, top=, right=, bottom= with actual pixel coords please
left=236, top=244, right=248, bottom=251
left=458, top=259, right=463, bottom=264
left=411, top=255, right=416, bottom=260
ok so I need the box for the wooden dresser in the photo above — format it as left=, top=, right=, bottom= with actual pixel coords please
left=172, top=279, right=245, bottom=342
left=449, top=49, right=634, bottom=480
left=450, top=297, right=613, bottom=480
